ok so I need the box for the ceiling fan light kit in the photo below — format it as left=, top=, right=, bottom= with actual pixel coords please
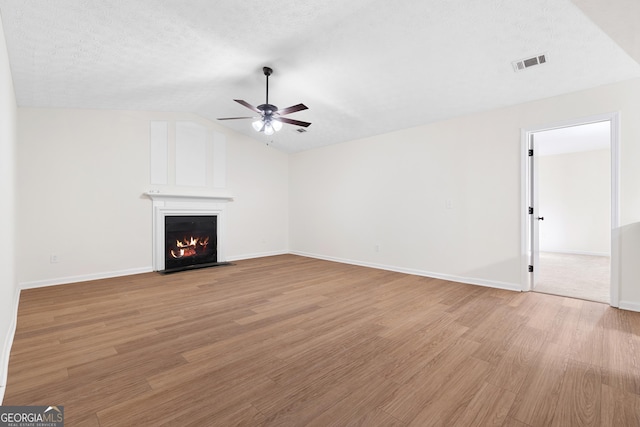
left=217, top=67, right=311, bottom=135
left=252, top=118, right=282, bottom=135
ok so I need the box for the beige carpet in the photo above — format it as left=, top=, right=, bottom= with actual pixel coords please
left=534, top=252, right=610, bottom=303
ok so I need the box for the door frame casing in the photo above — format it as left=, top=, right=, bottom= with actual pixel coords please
left=520, top=112, right=620, bottom=307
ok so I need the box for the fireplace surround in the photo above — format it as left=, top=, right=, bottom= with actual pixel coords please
left=145, top=192, right=233, bottom=272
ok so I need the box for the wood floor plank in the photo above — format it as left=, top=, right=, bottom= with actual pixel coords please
left=347, top=409, right=406, bottom=427
left=600, top=384, right=640, bottom=426
left=258, top=381, right=355, bottom=426
left=380, top=338, right=482, bottom=423
left=252, top=335, right=392, bottom=417
left=546, top=303, right=582, bottom=347
left=380, top=322, right=469, bottom=385
left=306, top=375, right=402, bottom=426
left=502, top=417, right=532, bottom=427
left=601, top=367, right=640, bottom=397
left=551, top=360, right=601, bottom=426
left=507, top=341, right=570, bottom=426
left=407, top=356, right=490, bottom=426
left=4, top=254, right=640, bottom=426
left=97, top=373, right=275, bottom=426
left=453, top=381, right=516, bottom=427
left=601, top=307, right=640, bottom=376
left=570, top=301, right=607, bottom=367
left=485, top=338, right=539, bottom=394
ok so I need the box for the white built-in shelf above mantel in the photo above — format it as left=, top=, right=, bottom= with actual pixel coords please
left=143, top=191, right=234, bottom=202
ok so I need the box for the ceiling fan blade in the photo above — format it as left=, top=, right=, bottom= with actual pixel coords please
left=234, top=99, right=261, bottom=113
left=217, top=116, right=255, bottom=120
left=276, top=103, right=308, bottom=115
left=273, top=117, right=312, bottom=127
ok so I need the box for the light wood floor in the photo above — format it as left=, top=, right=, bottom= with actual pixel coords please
left=4, top=255, right=640, bottom=426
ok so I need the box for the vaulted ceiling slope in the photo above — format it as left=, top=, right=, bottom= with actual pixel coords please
left=0, top=0, right=638, bottom=153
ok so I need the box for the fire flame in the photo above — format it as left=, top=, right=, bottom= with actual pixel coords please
left=170, top=236, right=210, bottom=258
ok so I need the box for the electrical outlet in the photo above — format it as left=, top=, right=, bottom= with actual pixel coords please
left=50, top=254, right=59, bottom=263
left=375, top=244, right=381, bottom=252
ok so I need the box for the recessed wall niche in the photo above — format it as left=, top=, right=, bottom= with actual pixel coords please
left=149, top=121, right=226, bottom=189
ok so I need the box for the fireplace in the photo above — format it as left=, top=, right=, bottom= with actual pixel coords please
left=145, top=192, right=233, bottom=272
left=164, top=215, right=217, bottom=271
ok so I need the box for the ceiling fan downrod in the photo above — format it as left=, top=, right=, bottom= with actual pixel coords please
left=263, top=66, right=273, bottom=112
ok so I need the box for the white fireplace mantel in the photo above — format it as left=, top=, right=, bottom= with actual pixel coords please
left=144, top=191, right=233, bottom=271
left=144, top=190, right=234, bottom=203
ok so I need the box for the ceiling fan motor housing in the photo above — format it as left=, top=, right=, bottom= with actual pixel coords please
left=258, top=104, right=278, bottom=116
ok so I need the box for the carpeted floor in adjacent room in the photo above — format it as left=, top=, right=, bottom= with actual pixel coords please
left=534, top=252, right=610, bottom=303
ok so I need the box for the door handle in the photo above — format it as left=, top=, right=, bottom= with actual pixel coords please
left=537, top=216, right=544, bottom=221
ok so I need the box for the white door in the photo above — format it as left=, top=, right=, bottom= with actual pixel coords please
left=527, top=121, right=612, bottom=302
left=529, top=133, right=540, bottom=288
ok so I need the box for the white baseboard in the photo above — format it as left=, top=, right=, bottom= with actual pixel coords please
left=226, top=250, right=289, bottom=262
left=618, top=300, right=640, bottom=313
left=17, top=253, right=291, bottom=289
left=19, top=267, right=153, bottom=290
left=0, top=288, right=21, bottom=404
left=290, top=251, right=522, bottom=292
left=540, top=249, right=610, bottom=257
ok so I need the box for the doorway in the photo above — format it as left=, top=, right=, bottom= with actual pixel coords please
left=521, top=113, right=620, bottom=306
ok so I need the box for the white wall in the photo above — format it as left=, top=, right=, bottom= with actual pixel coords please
left=0, top=14, right=18, bottom=400
left=290, top=78, right=640, bottom=307
left=226, top=134, right=289, bottom=259
left=16, top=109, right=289, bottom=287
left=290, top=115, right=522, bottom=290
left=538, top=149, right=610, bottom=255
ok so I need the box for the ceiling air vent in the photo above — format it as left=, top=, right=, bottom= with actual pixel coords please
left=512, top=54, right=547, bottom=72
left=296, top=128, right=307, bottom=133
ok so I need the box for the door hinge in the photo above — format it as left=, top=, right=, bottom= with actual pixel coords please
left=528, top=149, right=533, bottom=156
left=528, top=265, right=534, bottom=273
left=528, top=207, right=533, bottom=215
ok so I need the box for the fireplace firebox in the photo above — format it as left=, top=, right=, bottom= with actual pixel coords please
left=164, top=215, right=217, bottom=272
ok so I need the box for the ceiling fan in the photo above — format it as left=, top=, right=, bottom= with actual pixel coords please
left=217, top=67, right=311, bottom=136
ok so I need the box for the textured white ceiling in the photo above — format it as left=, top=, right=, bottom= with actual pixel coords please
left=0, top=0, right=639, bottom=152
